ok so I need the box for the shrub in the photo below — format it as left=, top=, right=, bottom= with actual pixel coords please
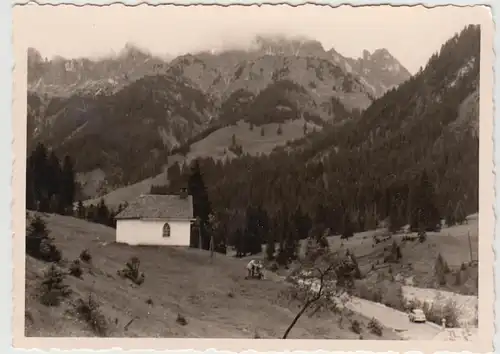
left=435, top=253, right=450, bottom=285
left=117, top=256, right=145, bottom=285
left=350, top=319, right=362, bottom=334
left=356, top=283, right=383, bottom=303
left=69, top=259, right=83, bottom=278
left=367, top=317, right=383, bottom=336
left=26, top=216, right=62, bottom=263
left=176, top=313, right=188, bottom=326
left=422, top=300, right=460, bottom=328
left=39, top=264, right=71, bottom=307
left=268, top=262, right=279, bottom=272
left=80, top=249, right=92, bottom=263
left=74, top=293, right=109, bottom=336
left=146, top=298, right=154, bottom=305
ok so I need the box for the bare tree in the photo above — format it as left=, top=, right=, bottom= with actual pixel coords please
left=280, top=238, right=356, bottom=339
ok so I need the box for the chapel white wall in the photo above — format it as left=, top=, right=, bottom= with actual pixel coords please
left=116, top=219, right=191, bottom=246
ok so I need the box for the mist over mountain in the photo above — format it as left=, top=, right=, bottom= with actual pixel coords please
left=27, top=34, right=412, bottom=196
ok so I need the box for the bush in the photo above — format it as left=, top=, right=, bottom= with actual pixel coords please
left=435, top=253, right=450, bottom=285
left=422, top=300, right=460, bottom=328
left=268, top=262, right=279, bottom=272
left=69, top=259, right=83, bottom=278
left=350, top=319, right=362, bottom=334
left=74, top=293, right=109, bottom=336
left=176, top=313, right=188, bottom=326
left=26, top=216, right=62, bottom=263
left=117, top=256, right=145, bottom=285
left=367, top=317, right=383, bottom=336
left=356, top=283, right=383, bottom=303
left=80, top=249, right=92, bottom=263
left=39, top=264, right=71, bottom=307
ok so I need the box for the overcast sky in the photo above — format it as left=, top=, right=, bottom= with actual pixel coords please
left=14, top=4, right=487, bottom=74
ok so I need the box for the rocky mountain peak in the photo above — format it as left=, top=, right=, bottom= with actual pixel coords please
left=251, top=35, right=327, bottom=58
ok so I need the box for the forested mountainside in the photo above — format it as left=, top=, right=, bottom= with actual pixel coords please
left=151, top=25, right=480, bottom=254
left=27, top=36, right=410, bottom=192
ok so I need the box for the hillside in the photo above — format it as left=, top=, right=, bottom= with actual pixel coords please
left=143, top=25, right=480, bottom=266
left=28, top=74, right=218, bottom=192
left=82, top=118, right=322, bottom=208
left=89, top=21, right=479, bottom=217
left=25, top=213, right=400, bottom=339
left=27, top=35, right=411, bottom=197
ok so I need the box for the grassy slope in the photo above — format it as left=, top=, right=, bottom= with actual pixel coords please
left=84, top=119, right=320, bottom=209
left=187, top=119, right=319, bottom=160
left=324, top=216, right=478, bottom=296
left=25, top=213, right=399, bottom=339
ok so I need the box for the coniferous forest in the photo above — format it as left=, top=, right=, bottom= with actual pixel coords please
left=151, top=25, right=479, bottom=262
left=26, top=143, right=123, bottom=228
left=26, top=25, right=480, bottom=267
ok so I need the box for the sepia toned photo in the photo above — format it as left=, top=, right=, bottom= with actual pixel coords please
left=12, top=2, right=494, bottom=352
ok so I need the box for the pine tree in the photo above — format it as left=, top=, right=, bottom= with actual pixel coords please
left=77, top=200, right=85, bottom=219
left=188, top=160, right=212, bottom=250
left=409, top=170, right=441, bottom=232
left=40, top=264, right=71, bottom=306
left=434, top=253, right=449, bottom=285
left=47, top=151, right=62, bottom=212
left=454, top=200, right=467, bottom=224
left=26, top=215, right=61, bottom=263
left=96, top=199, right=111, bottom=226
left=341, top=213, right=354, bottom=239
left=60, top=155, right=76, bottom=214
left=445, top=200, right=456, bottom=226
left=30, top=143, right=50, bottom=212
left=265, top=234, right=276, bottom=260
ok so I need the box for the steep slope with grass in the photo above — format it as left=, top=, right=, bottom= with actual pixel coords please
left=25, top=213, right=400, bottom=339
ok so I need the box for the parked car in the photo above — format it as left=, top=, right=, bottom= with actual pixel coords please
left=408, top=308, right=427, bottom=323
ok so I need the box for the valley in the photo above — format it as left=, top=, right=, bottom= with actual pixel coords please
left=24, top=22, right=481, bottom=342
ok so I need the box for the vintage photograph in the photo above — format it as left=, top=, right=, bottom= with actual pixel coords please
left=14, top=3, right=493, bottom=346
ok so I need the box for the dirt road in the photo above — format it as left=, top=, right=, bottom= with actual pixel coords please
left=276, top=273, right=443, bottom=340
left=345, top=297, right=443, bottom=340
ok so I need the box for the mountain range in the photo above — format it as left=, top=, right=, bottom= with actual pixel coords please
left=27, top=35, right=411, bottom=197
left=154, top=24, right=480, bottom=238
